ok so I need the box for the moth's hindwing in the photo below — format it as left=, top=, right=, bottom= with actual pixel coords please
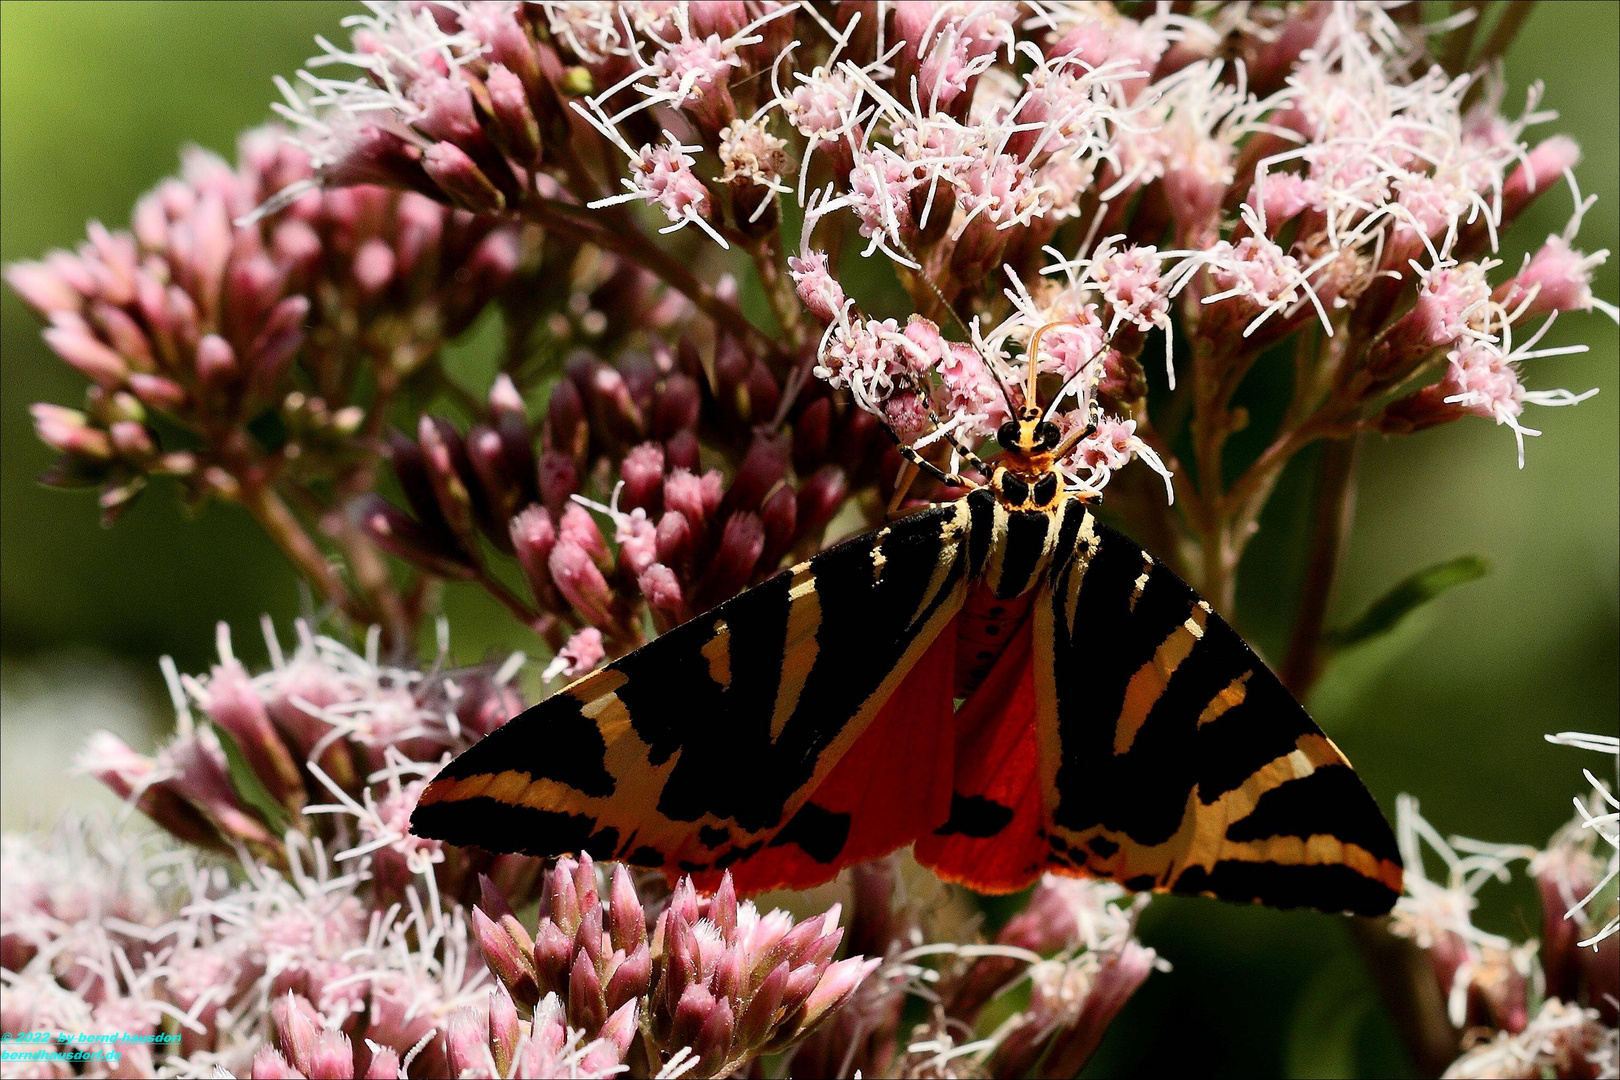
left=411, top=499, right=975, bottom=890
left=914, top=608, right=1051, bottom=893
left=1032, top=512, right=1403, bottom=915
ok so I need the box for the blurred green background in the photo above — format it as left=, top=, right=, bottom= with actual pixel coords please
left=1, top=3, right=1615, bottom=1077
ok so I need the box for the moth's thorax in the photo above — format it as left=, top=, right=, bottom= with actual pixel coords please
left=969, top=486, right=1086, bottom=599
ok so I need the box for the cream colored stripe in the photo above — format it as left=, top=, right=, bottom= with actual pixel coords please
left=1113, top=603, right=1210, bottom=754
left=702, top=620, right=732, bottom=689
left=1196, top=670, right=1252, bottom=727
left=769, top=565, right=822, bottom=740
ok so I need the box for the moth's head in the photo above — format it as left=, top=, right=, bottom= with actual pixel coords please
left=995, top=413, right=1061, bottom=464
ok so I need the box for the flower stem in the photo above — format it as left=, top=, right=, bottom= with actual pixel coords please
left=1280, top=435, right=1360, bottom=696
left=526, top=196, right=782, bottom=359
left=241, top=480, right=362, bottom=624
left=1348, top=919, right=1460, bottom=1077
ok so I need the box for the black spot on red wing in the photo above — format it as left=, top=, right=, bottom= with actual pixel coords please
left=411, top=796, right=617, bottom=860
left=590, top=502, right=966, bottom=838
left=714, top=840, right=764, bottom=869
left=767, top=803, right=852, bottom=863
left=1088, top=835, right=1120, bottom=858
left=626, top=845, right=664, bottom=867
left=1224, top=765, right=1401, bottom=863
left=1172, top=860, right=1398, bottom=916
left=433, top=694, right=616, bottom=798
left=1123, top=874, right=1156, bottom=891
left=934, top=793, right=1015, bottom=838
left=698, top=825, right=730, bottom=849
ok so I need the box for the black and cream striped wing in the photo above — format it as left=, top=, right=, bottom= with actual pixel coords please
left=412, top=499, right=975, bottom=880
left=1033, top=511, right=1403, bottom=915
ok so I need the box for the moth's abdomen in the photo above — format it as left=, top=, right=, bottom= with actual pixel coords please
left=955, top=585, right=1034, bottom=697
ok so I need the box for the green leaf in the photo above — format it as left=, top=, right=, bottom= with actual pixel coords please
left=1326, top=555, right=1490, bottom=650
left=209, top=723, right=295, bottom=836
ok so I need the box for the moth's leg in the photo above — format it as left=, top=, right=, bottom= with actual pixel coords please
left=888, top=460, right=921, bottom=518
left=894, top=441, right=978, bottom=489
left=914, top=392, right=993, bottom=480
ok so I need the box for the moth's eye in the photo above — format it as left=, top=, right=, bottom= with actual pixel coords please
left=1000, top=473, right=1029, bottom=503
left=996, top=421, right=1020, bottom=451
left=1036, top=422, right=1061, bottom=450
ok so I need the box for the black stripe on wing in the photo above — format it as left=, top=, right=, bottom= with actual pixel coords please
left=412, top=499, right=974, bottom=870
left=1037, top=511, right=1402, bottom=916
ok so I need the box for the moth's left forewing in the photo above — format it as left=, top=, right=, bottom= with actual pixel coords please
left=1033, top=509, right=1403, bottom=916
left=412, top=498, right=977, bottom=886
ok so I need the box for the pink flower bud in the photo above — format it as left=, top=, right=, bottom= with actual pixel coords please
left=91, top=300, right=154, bottom=371
left=598, top=998, right=639, bottom=1057
left=538, top=449, right=579, bottom=514
left=251, top=1048, right=303, bottom=1079
left=363, top=1046, right=400, bottom=1080
left=473, top=905, right=541, bottom=1006
left=533, top=919, right=576, bottom=997
left=351, top=237, right=396, bottom=296
left=1502, top=136, right=1582, bottom=224
left=760, top=485, right=798, bottom=565
left=792, top=465, right=847, bottom=538
left=559, top=503, right=612, bottom=569
left=42, top=321, right=128, bottom=386
left=652, top=372, right=702, bottom=437
left=246, top=295, right=309, bottom=400
left=695, top=996, right=738, bottom=1075
left=5, top=258, right=84, bottom=315
left=194, top=333, right=237, bottom=387
left=639, top=563, right=688, bottom=630
left=548, top=377, right=588, bottom=459
left=788, top=250, right=846, bottom=324
left=163, top=730, right=276, bottom=846
left=444, top=1008, right=495, bottom=1079
left=30, top=403, right=112, bottom=459
left=661, top=470, right=713, bottom=538
left=801, top=956, right=880, bottom=1029
left=704, top=511, right=765, bottom=605
left=549, top=538, right=617, bottom=630
left=206, top=655, right=304, bottom=810
left=511, top=504, right=558, bottom=603
left=356, top=493, right=475, bottom=578
left=271, top=218, right=322, bottom=284
left=588, top=362, right=646, bottom=441
left=77, top=730, right=226, bottom=850
left=486, top=63, right=542, bottom=165
left=620, top=442, right=667, bottom=512
left=1497, top=235, right=1613, bottom=321
left=489, top=371, right=526, bottom=419
left=567, top=949, right=607, bottom=1033
left=309, top=1030, right=356, bottom=1079
left=424, top=141, right=505, bottom=213
left=549, top=626, right=605, bottom=683
left=729, top=434, right=792, bottom=511
left=270, top=993, right=321, bottom=1076
left=127, top=372, right=188, bottom=411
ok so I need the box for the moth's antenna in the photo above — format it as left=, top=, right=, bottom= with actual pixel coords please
left=1025, top=319, right=1081, bottom=414
left=892, top=236, right=1020, bottom=421
left=1042, top=321, right=1127, bottom=422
